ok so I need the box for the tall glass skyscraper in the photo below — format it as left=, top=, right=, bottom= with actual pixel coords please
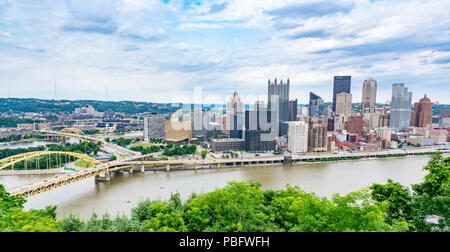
left=332, top=76, right=351, bottom=112
left=309, top=92, right=328, bottom=117
left=390, top=83, right=412, bottom=131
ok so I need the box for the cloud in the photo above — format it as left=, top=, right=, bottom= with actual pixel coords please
left=1, top=0, right=450, bottom=104
left=265, top=1, right=354, bottom=19
left=285, top=28, right=330, bottom=39
left=60, top=13, right=118, bottom=35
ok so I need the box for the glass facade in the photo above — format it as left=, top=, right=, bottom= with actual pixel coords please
left=332, top=76, right=351, bottom=112
left=390, top=83, right=412, bottom=131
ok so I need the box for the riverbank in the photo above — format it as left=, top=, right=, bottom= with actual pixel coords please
left=9, top=155, right=431, bottom=220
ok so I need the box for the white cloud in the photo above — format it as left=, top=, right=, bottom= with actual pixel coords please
left=0, top=0, right=449, bottom=104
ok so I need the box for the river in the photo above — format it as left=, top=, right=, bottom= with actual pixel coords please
left=0, top=138, right=81, bottom=150
left=0, top=155, right=433, bottom=220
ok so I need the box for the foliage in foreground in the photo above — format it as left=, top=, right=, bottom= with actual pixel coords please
left=0, top=185, right=60, bottom=232
left=1, top=153, right=449, bottom=232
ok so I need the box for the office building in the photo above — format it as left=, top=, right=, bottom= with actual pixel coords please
left=287, top=121, right=308, bottom=153
left=361, top=79, right=377, bottom=113
left=335, top=92, right=352, bottom=115
left=210, top=138, right=245, bottom=152
left=143, top=114, right=166, bottom=141
left=229, top=112, right=244, bottom=139
left=308, top=119, right=328, bottom=152
left=410, top=95, right=433, bottom=128
left=348, top=116, right=364, bottom=135
left=244, top=108, right=276, bottom=152
left=309, top=92, right=328, bottom=117
left=288, top=99, right=298, bottom=121
left=226, top=92, right=244, bottom=132
left=390, top=83, right=412, bottom=131
left=332, top=76, right=351, bottom=112
left=268, top=78, right=290, bottom=136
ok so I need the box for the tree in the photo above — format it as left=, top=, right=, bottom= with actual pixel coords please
left=410, top=153, right=449, bottom=231
left=369, top=152, right=450, bottom=232
left=201, top=150, right=207, bottom=159
left=0, top=185, right=61, bottom=232
left=184, top=181, right=280, bottom=232
left=143, top=202, right=187, bottom=232
left=370, top=179, right=413, bottom=225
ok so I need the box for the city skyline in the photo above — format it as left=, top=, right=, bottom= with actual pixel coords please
left=0, top=0, right=449, bottom=104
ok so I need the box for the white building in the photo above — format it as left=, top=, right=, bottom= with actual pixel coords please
left=225, top=92, right=244, bottom=132
left=287, top=121, right=308, bottom=153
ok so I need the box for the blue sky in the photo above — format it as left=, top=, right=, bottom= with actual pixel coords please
left=0, top=0, right=449, bottom=104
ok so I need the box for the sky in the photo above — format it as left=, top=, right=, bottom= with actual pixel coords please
left=0, top=0, right=449, bottom=105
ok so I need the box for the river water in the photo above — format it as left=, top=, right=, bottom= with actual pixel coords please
left=0, top=155, right=433, bottom=220
left=0, top=138, right=81, bottom=150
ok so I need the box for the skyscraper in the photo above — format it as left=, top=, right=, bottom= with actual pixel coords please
left=143, top=113, right=166, bottom=141
left=309, top=92, right=328, bottom=117
left=268, top=78, right=290, bottom=136
left=308, top=118, right=328, bottom=152
left=410, top=95, right=433, bottom=128
left=390, top=83, right=412, bottom=131
left=288, top=121, right=308, bottom=153
left=332, top=76, right=351, bottom=112
left=226, top=92, right=244, bottom=132
left=361, top=79, right=377, bottom=113
left=288, top=99, right=298, bottom=121
left=335, top=92, right=352, bottom=115
left=244, top=107, right=276, bottom=152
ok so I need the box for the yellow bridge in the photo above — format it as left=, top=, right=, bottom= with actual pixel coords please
left=1, top=151, right=109, bottom=198
left=2, top=129, right=448, bottom=199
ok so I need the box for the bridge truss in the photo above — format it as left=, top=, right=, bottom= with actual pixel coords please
left=0, top=151, right=109, bottom=198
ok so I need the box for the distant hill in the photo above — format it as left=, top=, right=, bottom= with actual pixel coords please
left=0, top=98, right=182, bottom=115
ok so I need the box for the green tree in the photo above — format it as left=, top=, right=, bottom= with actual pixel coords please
left=184, top=181, right=280, bottom=232
left=370, top=179, right=413, bottom=225
left=0, top=185, right=60, bottom=232
left=410, top=153, right=449, bottom=232
left=143, top=202, right=187, bottom=232
left=201, top=150, right=207, bottom=159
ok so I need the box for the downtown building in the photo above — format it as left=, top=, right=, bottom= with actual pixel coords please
left=390, top=83, right=412, bottom=131
left=308, top=117, right=328, bottom=152
left=335, top=92, right=352, bottom=115
left=410, top=95, right=433, bottom=128
left=332, top=76, right=351, bottom=112
left=143, top=113, right=166, bottom=141
left=268, top=78, right=290, bottom=136
left=361, top=79, right=377, bottom=114
left=287, top=121, right=308, bottom=153
left=244, top=108, right=276, bottom=152
left=288, top=99, right=298, bottom=121
left=309, top=92, right=328, bottom=117
left=225, top=92, right=244, bottom=133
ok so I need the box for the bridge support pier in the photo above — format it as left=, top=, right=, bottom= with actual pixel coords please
left=129, top=168, right=133, bottom=174
left=166, top=164, right=170, bottom=171
left=141, top=165, right=145, bottom=173
left=95, top=172, right=110, bottom=182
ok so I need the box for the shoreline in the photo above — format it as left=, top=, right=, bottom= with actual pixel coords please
left=1, top=149, right=448, bottom=176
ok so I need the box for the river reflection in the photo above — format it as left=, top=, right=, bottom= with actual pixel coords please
left=0, top=156, right=432, bottom=220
